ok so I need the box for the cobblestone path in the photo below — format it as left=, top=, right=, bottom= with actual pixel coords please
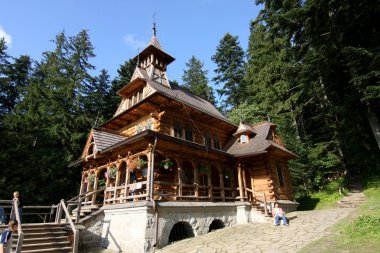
left=153, top=208, right=354, bottom=253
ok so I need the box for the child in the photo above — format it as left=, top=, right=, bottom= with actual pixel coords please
left=272, top=202, right=289, bottom=226
left=0, top=220, right=18, bottom=253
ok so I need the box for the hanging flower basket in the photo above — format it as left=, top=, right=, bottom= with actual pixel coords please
left=198, top=164, right=210, bottom=175
left=87, top=173, right=95, bottom=183
left=134, top=158, right=147, bottom=169
left=160, top=158, right=174, bottom=169
left=224, top=168, right=233, bottom=179
left=107, top=165, right=117, bottom=178
left=127, top=158, right=137, bottom=171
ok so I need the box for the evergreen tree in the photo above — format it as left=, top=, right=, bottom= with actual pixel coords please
left=85, top=69, right=111, bottom=126
left=182, top=56, right=215, bottom=104
left=0, top=30, right=96, bottom=203
left=211, top=33, right=245, bottom=111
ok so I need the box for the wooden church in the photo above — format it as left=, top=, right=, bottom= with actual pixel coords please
left=73, top=25, right=298, bottom=252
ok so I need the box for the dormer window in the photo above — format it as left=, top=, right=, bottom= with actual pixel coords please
left=240, top=134, right=249, bottom=144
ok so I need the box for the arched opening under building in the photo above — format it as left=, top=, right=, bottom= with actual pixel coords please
left=168, top=221, right=194, bottom=244
left=208, top=219, right=225, bottom=232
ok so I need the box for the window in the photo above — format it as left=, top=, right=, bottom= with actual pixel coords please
left=276, top=161, right=285, bottom=187
left=240, top=134, right=248, bottom=144
left=128, top=96, right=133, bottom=108
left=174, top=124, right=183, bottom=139
left=185, top=128, right=193, bottom=142
left=138, top=89, right=144, bottom=102
left=213, top=136, right=221, bottom=150
left=204, top=134, right=212, bottom=148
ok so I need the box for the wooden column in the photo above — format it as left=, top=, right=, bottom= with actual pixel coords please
left=114, top=165, right=120, bottom=203
left=124, top=166, right=130, bottom=203
left=251, top=175, right=255, bottom=201
left=79, top=173, right=85, bottom=195
left=146, top=148, right=152, bottom=200
left=237, top=162, right=244, bottom=201
left=92, top=170, right=99, bottom=205
left=194, top=162, right=199, bottom=198
left=218, top=165, right=225, bottom=201
left=208, top=169, right=212, bottom=200
left=175, top=158, right=182, bottom=200
left=242, top=166, right=248, bottom=201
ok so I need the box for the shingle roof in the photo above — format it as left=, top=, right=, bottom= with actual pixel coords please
left=224, top=122, right=295, bottom=157
left=148, top=35, right=162, bottom=50
left=92, top=129, right=126, bottom=152
left=137, top=68, right=230, bottom=123
left=234, top=122, right=256, bottom=136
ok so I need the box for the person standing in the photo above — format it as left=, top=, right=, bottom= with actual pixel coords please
left=10, top=191, right=23, bottom=223
left=272, top=202, right=289, bottom=226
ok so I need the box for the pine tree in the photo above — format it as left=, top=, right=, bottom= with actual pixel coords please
left=182, top=56, right=215, bottom=104
left=211, top=33, right=245, bottom=111
left=0, top=30, right=96, bottom=203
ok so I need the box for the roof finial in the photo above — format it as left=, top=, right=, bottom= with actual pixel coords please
left=152, top=13, right=157, bottom=36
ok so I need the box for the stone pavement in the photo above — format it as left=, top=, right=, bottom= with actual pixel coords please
left=152, top=208, right=354, bottom=253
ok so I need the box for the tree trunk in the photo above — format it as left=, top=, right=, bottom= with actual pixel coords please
left=367, top=109, right=380, bottom=151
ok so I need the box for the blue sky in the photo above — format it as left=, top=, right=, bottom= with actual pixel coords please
left=1, top=0, right=261, bottom=87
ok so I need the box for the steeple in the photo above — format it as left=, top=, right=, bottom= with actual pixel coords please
left=132, top=21, right=175, bottom=88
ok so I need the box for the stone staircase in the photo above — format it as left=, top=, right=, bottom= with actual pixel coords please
left=12, top=223, right=73, bottom=253
left=338, top=181, right=366, bottom=208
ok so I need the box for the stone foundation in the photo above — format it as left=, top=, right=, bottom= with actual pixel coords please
left=97, top=201, right=251, bottom=253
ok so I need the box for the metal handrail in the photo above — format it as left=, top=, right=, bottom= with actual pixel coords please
left=58, top=200, right=78, bottom=253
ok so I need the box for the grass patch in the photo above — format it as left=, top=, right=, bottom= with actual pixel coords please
left=297, top=180, right=344, bottom=210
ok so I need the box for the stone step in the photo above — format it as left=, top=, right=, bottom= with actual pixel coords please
left=19, top=246, right=72, bottom=253
left=14, top=231, right=68, bottom=238
left=13, top=241, right=70, bottom=251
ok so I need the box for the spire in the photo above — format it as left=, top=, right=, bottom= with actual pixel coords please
left=148, top=14, right=162, bottom=50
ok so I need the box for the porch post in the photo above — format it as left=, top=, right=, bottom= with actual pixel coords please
left=208, top=167, right=212, bottom=200
left=237, top=162, right=244, bottom=201
left=114, top=165, right=120, bottom=204
left=175, top=158, right=182, bottom=200
left=146, top=148, right=152, bottom=201
left=79, top=173, right=85, bottom=195
left=242, top=166, right=248, bottom=201
left=218, top=165, right=225, bottom=201
left=194, top=162, right=199, bottom=198
left=92, top=170, right=99, bottom=205
left=124, top=166, right=130, bottom=203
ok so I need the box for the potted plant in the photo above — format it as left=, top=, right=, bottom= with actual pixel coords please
left=224, top=168, right=233, bottom=179
left=198, top=164, right=210, bottom=175
left=107, top=165, right=117, bottom=178
left=160, top=158, right=174, bottom=169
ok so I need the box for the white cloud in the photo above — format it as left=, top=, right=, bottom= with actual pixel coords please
left=124, top=34, right=146, bottom=52
left=0, top=26, right=12, bottom=47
